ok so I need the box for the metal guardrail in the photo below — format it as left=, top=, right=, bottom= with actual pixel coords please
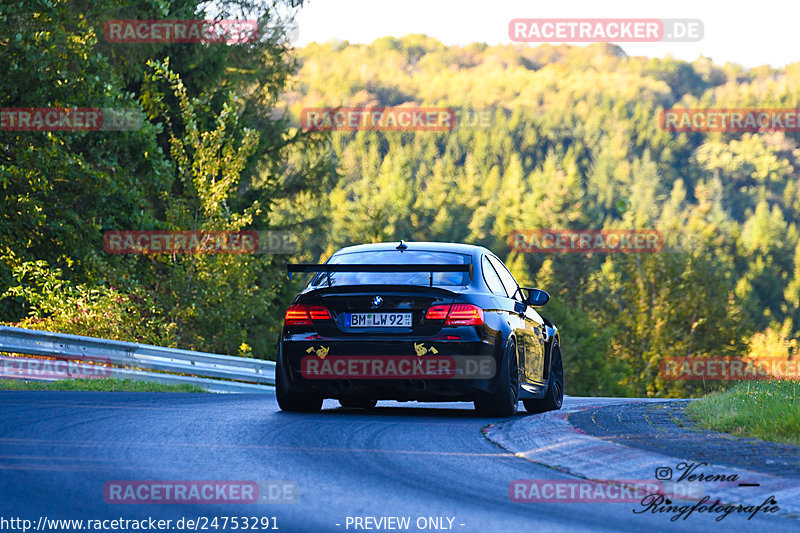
left=0, top=326, right=275, bottom=393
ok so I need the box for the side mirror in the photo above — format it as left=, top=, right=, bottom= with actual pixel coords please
left=523, top=287, right=550, bottom=307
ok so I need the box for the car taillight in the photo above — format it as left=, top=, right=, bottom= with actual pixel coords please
left=309, top=306, right=331, bottom=320
left=425, top=304, right=484, bottom=326
left=284, top=304, right=331, bottom=326
left=425, top=305, right=450, bottom=320
left=446, top=304, right=484, bottom=325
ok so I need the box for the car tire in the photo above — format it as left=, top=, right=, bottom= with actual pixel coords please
left=276, top=345, right=323, bottom=413
left=474, top=340, right=519, bottom=417
left=523, top=340, right=564, bottom=414
left=338, top=398, right=378, bottom=409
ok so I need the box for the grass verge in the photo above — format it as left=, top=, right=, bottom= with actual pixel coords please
left=0, top=378, right=207, bottom=393
left=685, top=380, right=800, bottom=446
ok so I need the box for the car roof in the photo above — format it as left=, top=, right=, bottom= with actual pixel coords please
left=331, top=241, right=493, bottom=259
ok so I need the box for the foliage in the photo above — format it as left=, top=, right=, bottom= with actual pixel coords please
left=284, top=37, right=800, bottom=396
left=2, top=254, right=177, bottom=345
left=5, top=12, right=800, bottom=398
left=686, top=380, right=800, bottom=445
left=1, top=0, right=333, bottom=359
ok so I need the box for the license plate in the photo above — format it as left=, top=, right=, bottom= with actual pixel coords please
left=346, top=312, right=412, bottom=328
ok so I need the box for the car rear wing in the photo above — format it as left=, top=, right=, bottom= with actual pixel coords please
left=286, top=263, right=473, bottom=287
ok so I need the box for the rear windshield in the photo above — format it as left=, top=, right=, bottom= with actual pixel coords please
left=310, top=250, right=472, bottom=287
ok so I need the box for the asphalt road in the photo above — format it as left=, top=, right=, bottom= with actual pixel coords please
left=0, top=392, right=796, bottom=533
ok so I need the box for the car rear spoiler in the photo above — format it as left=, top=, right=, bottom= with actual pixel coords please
left=286, top=263, right=473, bottom=287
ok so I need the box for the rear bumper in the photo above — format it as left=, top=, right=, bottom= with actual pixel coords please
left=279, top=333, right=499, bottom=401
left=297, top=378, right=489, bottom=402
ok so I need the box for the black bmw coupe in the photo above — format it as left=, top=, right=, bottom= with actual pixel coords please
left=276, top=241, right=564, bottom=417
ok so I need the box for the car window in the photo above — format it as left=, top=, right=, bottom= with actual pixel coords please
left=482, top=255, right=507, bottom=296
left=487, top=255, right=522, bottom=301
left=309, top=250, right=471, bottom=287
